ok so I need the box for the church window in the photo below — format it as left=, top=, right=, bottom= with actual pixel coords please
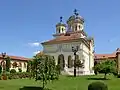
left=68, top=55, right=72, bottom=68
left=59, top=28, right=61, bottom=33
left=75, top=25, right=77, bottom=31
left=62, top=28, right=64, bottom=32
left=24, top=63, right=27, bottom=68
left=79, top=25, right=80, bottom=29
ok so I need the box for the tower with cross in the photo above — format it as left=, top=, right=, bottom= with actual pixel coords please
left=55, top=16, right=66, bottom=35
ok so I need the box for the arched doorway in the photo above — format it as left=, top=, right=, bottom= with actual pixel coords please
left=58, top=54, right=65, bottom=70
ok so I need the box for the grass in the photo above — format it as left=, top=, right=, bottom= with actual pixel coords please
left=0, top=74, right=120, bottom=90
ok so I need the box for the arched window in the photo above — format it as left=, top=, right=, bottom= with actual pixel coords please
left=59, top=28, right=61, bottom=33
left=24, top=62, right=27, bottom=68
left=68, top=55, right=72, bottom=68
left=58, top=54, right=65, bottom=70
left=75, top=25, right=77, bottom=31
left=12, top=62, right=18, bottom=68
left=62, top=28, right=64, bottom=32
left=79, top=25, right=80, bottom=29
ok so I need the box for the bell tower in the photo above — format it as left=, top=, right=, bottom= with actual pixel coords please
left=56, top=17, right=66, bottom=34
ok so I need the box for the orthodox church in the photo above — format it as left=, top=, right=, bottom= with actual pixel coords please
left=41, top=10, right=94, bottom=75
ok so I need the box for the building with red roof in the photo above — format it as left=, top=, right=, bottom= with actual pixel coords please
left=41, top=10, right=94, bottom=75
left=0, top=53, right=30, bottom=72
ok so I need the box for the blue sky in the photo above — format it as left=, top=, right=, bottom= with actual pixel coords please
left=0, top=0, right=120, bottom=58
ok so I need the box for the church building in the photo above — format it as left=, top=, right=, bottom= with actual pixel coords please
left=41, top=10, right=94, bottom=75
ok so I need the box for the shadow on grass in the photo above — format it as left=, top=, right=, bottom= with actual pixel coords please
left=19, top=86, right=52, bottom=90
left=87, top=78, right=110, bottom=80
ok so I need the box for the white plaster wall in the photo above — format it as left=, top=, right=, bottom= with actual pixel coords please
left=43, top=40, right=94, bottom=75
left=10, top=60, right=27, bottom=72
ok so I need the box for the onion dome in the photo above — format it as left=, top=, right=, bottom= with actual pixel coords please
left=67, top=9, right=84, bottom=24
left=56, top=16, right=66, bottom=27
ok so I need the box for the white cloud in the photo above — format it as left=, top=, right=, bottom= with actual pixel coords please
left=33, top=51, right=40, bottom=55
left=28, top=42, right=40, bottom=47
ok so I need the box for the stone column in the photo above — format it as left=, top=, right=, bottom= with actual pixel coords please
left=116, top=52, right=120, bottom=75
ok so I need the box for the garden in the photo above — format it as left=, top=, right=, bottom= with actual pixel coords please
left=0, top=74, right=120, bottom=90
left=0, top=54, right=120, bottom=90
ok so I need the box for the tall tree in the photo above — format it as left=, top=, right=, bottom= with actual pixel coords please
left=33, top=55, right=41, bottom=80
left=26, top=60, right=32, bottom=72
left=94, top=60, right=116, bottom=79
left=33, top=54, right=59, bottom=89
left=5, top=56, right=11, bottom=72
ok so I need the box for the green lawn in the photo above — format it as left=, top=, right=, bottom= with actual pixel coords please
left=0, top=74, right=120, bottom=90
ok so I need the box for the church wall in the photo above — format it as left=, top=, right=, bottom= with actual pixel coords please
left=43, top=41, right=94, bottom=75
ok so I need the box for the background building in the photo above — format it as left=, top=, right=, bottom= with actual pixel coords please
left=0, top=54, right=30, bottom=72
left=41, top=10, right=94, bottom=75
left=94, top=48, right=120, bottom=63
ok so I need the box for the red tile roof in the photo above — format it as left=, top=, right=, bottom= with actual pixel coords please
left=94, top=48, right=120, bottom=59
left=94, top=53, right=116, bottom=59
left=42, top=31, right=89, bottom=45
left=0, top=54, right=30, bottom=61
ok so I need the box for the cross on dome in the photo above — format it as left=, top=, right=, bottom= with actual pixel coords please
left=74, top=9, right=79, bottom=16
left=60, top=16, right=63, bottom=23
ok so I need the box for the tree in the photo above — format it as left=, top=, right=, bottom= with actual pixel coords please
left=94, top=60, right=116, bottom=79
left=26, top=60, right=32, bottom=72
left=34, top=54, right=59, bottom=89
left=12, top=62, right=18, bottom=68
left=76, top=60, right=84, bottom=75
left=33, top=55, right=41, bottom=80
left=5, top=56, right=11, bottom=72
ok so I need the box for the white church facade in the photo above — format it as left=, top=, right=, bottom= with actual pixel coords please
left=41, top=10, right=94, bottom=75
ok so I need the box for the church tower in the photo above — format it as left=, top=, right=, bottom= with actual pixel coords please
left=67, top=9, right=84, bottom=32
left=56, top=17, right=66, bottom=34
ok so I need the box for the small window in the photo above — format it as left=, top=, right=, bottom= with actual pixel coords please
left=79, top=25, right=80, bottom=29
left=62, top=28, right=64, bottom=32
left=24, top=63, right=27, bottom=68
left=75, top=25, right=77, bottom=31
left=59, top=28, right=61, bottom=33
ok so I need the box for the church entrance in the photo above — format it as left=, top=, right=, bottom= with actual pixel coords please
left=58, top=54, right=65, bottom=71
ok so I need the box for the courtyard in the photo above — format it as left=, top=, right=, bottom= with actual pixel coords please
left=0, top=74, right=119, bottom=90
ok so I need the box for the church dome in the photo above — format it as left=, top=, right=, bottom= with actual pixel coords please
left=56, top=16, right=66, bottom=27
left=56, top=22, right=66, bottom=27
left=67, top=15, right=84, bottom=24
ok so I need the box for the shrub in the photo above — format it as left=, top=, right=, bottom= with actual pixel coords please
left=1, top=73, right=7, bottom=80
left=10, top=69, right=16, bottom=73
left=18, top=68, right=22, bottom=72
left=88, top=81, right=108, bottom=90
left=7, top=72, right=31, bottom=79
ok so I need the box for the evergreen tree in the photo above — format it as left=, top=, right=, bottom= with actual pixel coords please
left=5, top=56, right=11, bottom=72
